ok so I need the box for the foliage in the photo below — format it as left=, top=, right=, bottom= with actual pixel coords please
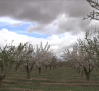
left=84, top=0, right=99, bottom=20
left=61, top=29, right=99, bottom=81
left=0, top=40, right=15, bottom=75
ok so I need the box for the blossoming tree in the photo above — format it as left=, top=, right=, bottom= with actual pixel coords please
left=61, top=31, right=97, bottom=81
left=0, top=41, right=20, bottom=87
left=35, top=42, right=51, bottom=75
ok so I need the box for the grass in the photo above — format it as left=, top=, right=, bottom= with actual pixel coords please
left=1, top=67, right=99, bottom=91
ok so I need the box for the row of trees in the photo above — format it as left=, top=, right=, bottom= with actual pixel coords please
left=61, top=29, right=99, bottom=81
left=61, top=0, right=99, bottom=81
left=0, top=41, right=57, bottom=87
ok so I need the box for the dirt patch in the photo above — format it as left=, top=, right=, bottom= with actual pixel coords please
left=42, top=82, right=99, bottom=86
left=56, top=80, right=99, bottom=83
left=6, top=76, right=26, bottom=79
left=32, top=78, right=47, bottom=80
left=1, top=88, right=45, bottom=91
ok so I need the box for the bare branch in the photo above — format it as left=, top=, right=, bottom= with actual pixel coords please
left=87, top=0, right=99, bottom=10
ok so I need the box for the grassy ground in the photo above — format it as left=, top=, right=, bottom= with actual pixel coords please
left=1, top=67, right=99, bottom=91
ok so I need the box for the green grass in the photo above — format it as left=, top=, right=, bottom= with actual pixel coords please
left=1, top=67, right=99, bottom=91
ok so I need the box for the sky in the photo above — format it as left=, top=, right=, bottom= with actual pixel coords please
left=0, top=0, right=99, bottom=59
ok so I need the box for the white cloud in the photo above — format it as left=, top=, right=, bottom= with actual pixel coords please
left=0, top=29, right=46, bottom=46
left=0, top=17, right=21, bottom=24
left=0, top=28, right=28, bottom=46
left=0, top=28, right=85, bottom=58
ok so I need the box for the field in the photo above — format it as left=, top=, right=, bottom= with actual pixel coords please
left=1, top=67, right=99, bottom=91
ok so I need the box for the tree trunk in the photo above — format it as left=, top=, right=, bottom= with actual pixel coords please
left=27, top=71, right=31, bottom=79
left=84, top=67, right=90, bottom=81
left=38, top=67, right=41, bottom=75
left=15, top=63, right=20, bottom=72
left=15, top=65, right=18, bottom=72
left=0, top=75, right=5, bottom=88
left=0, top=79, right=3, bottom=88
left=85, top=73, right=90, bottom=81
left=45, top=66, right=47, bottom=73
left=1, top=65, right=4, bottom=74
left=49, top=66, right=51, bottom=71
left=26, top=65, right=31, bottom=79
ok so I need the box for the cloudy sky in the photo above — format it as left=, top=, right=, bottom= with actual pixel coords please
left=0, top=0, right=99, bottom=58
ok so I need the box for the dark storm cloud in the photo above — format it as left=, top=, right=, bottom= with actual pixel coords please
left=0, top=0, right=64, bottom=24
left=64, top=0, right=92, bottom=18
left=0, top=0, right=94, bottom=34
left=0, top=0, right=92, bottom=23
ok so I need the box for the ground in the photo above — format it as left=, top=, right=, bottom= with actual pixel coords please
left=0, top=67, right=99, bottom=91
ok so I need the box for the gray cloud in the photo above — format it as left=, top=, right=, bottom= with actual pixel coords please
left=0, top=0, right=64, bottom=24
left=11, top=23, right=22, bottom=27
left=0, top=0, right=95, bottom=35
left=0, top=0, right=92, bottom=23
left=27, top=24, right=53, bottom=34
left=55, top=16, right=91, bottom=35
left=64, top=0, right=92, bottom=18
